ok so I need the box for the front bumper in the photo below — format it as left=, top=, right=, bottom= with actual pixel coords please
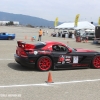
left=14, top=54, right=35, bottom=68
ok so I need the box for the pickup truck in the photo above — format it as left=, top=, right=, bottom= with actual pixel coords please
left=0, top=32, right=15, bottom=40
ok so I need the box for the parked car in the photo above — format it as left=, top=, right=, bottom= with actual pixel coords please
left=62, top=30, right=68, bottom=38
left=51, top=32, right=56, bottom=37
left=0, top=32, right=15, bottom=40
left=81, top=32, right=95, bottom=40
left=14, top=41, right=100, bottom=71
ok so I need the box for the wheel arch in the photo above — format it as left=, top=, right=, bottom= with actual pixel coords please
left=90, top=54, right=100, bottom=68
left=35, top=55, right=54, bottom=69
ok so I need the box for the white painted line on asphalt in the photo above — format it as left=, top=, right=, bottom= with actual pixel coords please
left=0, top=83, right=50, bottom=88
left=52, top=79, right=100, bottom=85
left=0, top=78, right=100, bottom=88
left=0, top=59, right=14, bottom=61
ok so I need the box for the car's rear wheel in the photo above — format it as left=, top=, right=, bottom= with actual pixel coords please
left=8, top=37, right=12, bottom=40
left=92, top=55, right=100, bottom=69
left=37, top=56, right=52, bottom=71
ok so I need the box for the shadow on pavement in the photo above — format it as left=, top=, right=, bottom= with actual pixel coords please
left=8, top=63, right=89, bottom=72
left=89, top=41, right=100, bottom=46
left=53, top=67, right=89, bottom=71
left=8, top=63, right=37, bottom=71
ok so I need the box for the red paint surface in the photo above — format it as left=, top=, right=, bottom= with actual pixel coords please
left=76, top=48, right=96, bottom=52
left=93, top=56, right=100, bottom=68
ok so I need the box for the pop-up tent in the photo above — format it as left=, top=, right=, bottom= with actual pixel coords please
left=55, top=21, right=95, bottom=30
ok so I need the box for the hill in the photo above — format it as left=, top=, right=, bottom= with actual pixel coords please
left=0, top=11, right=61, bottom=27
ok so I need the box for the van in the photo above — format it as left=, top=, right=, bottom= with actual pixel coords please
left=81, top=32, right=95, bottom=40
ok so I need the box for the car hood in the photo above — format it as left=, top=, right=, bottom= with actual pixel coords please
left=75, top=48, right=96, bottom=52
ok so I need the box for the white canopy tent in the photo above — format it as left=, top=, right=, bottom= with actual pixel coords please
left=55, top=21, right=95, bottom=30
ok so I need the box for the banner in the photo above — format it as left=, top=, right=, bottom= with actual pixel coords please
left=98, top=17, right=100, bottom=25
left=74, top=14, right=80, bottom=27
left=54, top=17, right=58, bottom=27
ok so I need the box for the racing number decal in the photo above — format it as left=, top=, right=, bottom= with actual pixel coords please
left=73, top=56, right=78, bottom=63
left=65, top=56, right=71, bottom=63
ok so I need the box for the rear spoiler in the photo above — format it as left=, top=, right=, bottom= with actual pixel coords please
left=17, top=41, right=26, bottom=47
left=17, top=41, right=35, bottom=49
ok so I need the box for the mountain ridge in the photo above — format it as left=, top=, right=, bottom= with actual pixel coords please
left=0, top=11, right=97, bottom=27
left=0, top=11, right=61, bottom=27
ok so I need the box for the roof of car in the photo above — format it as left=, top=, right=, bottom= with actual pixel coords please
left=34, top=41, right=66, bottom=47
left=45, top=41, right=65, bottom=45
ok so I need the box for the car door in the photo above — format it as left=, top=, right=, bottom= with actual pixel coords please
left=0, top=33, right=1, bottom=39
left=0, top=33, right=4, bottom=39
left=0, top=33, right=6, bottom=39
left=89, top=33, right=95, bottom=39
left=52, top=44, right=91, bottom=69
left=52, top=44, right=72, bottom=69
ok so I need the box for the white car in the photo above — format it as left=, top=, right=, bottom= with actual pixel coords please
left=81, top=32, right=95, bottom=40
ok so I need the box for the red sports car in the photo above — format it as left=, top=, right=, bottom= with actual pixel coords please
left=14, top=41, right=100, bottom=71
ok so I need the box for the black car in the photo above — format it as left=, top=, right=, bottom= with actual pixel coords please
left=14, top=41, right=100, bottom=71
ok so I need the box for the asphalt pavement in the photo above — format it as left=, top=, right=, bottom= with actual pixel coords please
left=0, top=26, right=100, bottom=100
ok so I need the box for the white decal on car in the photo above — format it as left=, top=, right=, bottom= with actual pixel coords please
left=34, top=51, right=38, bottom=55
left=65, top=56, right=71, bottom=58
left=73, top=56, right=78, bottom=63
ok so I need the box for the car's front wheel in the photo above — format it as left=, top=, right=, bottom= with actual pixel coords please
left=37, top=56, right=52, bottom=71
left=8, top=37, right=12, bottom=40
left=92, top=55, right=100, bottom=69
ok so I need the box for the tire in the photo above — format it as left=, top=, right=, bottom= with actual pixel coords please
left=92, top=55, right=100, bottom=69
left=37, top=56, right=52, bottom=71
left=8, top=37, right=12, bottom=40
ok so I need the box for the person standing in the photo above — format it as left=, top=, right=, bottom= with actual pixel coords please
left=38, top=29, right=43, bottom=41
left=46, top=30, right=48, bottom=35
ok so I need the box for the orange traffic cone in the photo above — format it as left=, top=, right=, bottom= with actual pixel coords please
left=25, top=36, right=27, bottom=39
left=31, top=37, right=33, bottom=41
left=46, top=72, right=53, bottom=83
left=85, top=39, right=88, bottom=43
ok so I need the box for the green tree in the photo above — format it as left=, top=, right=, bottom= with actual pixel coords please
left=6, top=21, right=14, bottom=25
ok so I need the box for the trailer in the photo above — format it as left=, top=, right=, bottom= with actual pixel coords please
left=93, top=26, right=100, bottom=44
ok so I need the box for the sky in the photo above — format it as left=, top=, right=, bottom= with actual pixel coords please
left=0, top=0, right=100, bottom=23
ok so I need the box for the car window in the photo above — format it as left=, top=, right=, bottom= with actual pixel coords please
left=63, top=31, right=68, bottom=33
left=2, top=33, right=6, bottom=35
left=89, top=33, right=94, bottom=35
left=52, top=45, right=68, bottom=52
left=3, top=33, right=6, bottom=35
left=86, top=33, right=88, bottom=35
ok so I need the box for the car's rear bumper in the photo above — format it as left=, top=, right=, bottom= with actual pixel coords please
left=14, top=54, right=35, bottom=68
